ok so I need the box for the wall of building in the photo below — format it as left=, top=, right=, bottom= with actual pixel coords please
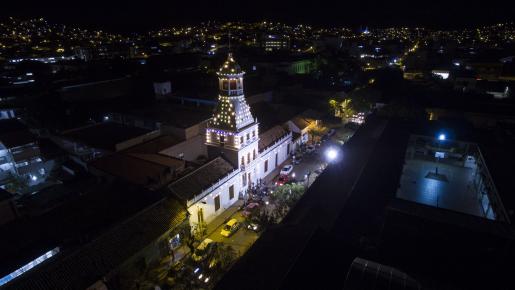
left=256, top=135, right=292, bottom=181
left=187, top=171, right=242, bottom=229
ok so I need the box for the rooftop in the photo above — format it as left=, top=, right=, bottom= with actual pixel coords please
left=0, top=119, right=35, bottom=148
left=258, top=125, right=289, bottom=152
left=61, top=122, right=153, bottom=151
left=0, top=181, right=165, bottom=286
left=118, top=104, right=212, bottom=129
left=217, top=53, right=243, bottom=75
left=397, top=158, right=489, bottom=218
left=125, top=135, right=184, bottom=154
left=89, top=152, right=185, bottom=188
left=396, top=134, right=507, bottom=221
left=169, top=157, right=235, bottom=201
left=5, top=197, right=187, bottom=290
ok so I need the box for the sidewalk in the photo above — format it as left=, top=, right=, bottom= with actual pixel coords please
left=205, top=199, right=244, bottom=236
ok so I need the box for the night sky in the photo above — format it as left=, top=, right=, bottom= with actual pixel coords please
left=3, top=0, right=515, bottom=31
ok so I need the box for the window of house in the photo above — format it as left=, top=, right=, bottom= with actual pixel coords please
left=242, top=173, right=247, bottom=186
left=247, top=133, right=250, bottom=141
left=220, top=135, right=225, bottom=144
left=252, top=131, right=255, bottom=138
left=240, top=136, right=244, bottom=144
left=214, top=195, right=221, bottom=211
left=264, top=160, right=268, bottom=173
left=253, top=149, right=256, bottom=160
left=229, top=185, right=234, bottom=200
left=241, top=156, right=245, bottom=166
left=247, top=152, right=251, bottom=164
left=287, top=143, right=290, bottom=155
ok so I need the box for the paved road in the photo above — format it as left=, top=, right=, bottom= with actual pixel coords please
left=207, top=211, right=259, bottom=257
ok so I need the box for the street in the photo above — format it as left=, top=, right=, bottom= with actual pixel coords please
left=207, top=211, right=259, bottom=256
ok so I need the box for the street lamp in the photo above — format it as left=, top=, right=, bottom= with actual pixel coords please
left=435, top=132, right=447, bottom=175
left=326, top=148, right=338, bottom=162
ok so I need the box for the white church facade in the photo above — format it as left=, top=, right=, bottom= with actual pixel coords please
left=169, top=54, right=292, bottom=230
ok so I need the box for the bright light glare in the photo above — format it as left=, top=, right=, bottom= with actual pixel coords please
left=438, top=134, right=446, bottom=141
left=326, top=148, right=338, bottom=161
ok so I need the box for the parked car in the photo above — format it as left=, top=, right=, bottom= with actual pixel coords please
left=293, top=155, right=303, bottom=164
left=305, top=145, right=316, bottom=154
left=192, top=238, right=215, bottom=262
left=221, top=219, right=240, bottom=237
left=280, top=164, right=294, bottom=175
left=246, top=221, right=260, bottom=232
left=242, top=202, right=260, bottom=217
left=193, top=266, right=213, bottom=284
left=275, top=175, right=289, bottom=186
left=327, top=128, right=336, bottom=136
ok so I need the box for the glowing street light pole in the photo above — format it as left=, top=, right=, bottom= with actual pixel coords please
left=435, top=133, right=446, bottom=176
left=326, top=148, right=338, bottom=162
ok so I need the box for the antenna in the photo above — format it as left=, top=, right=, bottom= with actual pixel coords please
left=228, top=31, right=231, bottom=51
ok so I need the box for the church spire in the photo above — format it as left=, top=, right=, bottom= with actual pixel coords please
left=210, top=53, right=254, bottom=131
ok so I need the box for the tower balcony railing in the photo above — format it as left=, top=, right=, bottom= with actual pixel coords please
left=223, top=89, right=243, bottom=96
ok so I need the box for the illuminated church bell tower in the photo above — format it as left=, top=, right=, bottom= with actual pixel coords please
left=206, top=53, right=259, bottom=171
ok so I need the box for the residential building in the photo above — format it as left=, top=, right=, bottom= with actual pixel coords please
left=0, top=119, right=45, bottom=186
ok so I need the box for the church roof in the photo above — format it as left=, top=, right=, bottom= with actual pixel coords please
left=169, top=157, right=236, bottom=201
left=259, top=125, right=289, bottom=152
left=218, top=53, right=243, bottom=75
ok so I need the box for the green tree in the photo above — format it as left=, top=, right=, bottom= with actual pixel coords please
left=329, top=99, right=339, bottom=116
left=340, top=99, right=356, bottom=119
left=309, top=126, right=325, bottom=143
left=269, top=184, right=305, bottom=220
left=246, top=205, right=277, bottom=230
